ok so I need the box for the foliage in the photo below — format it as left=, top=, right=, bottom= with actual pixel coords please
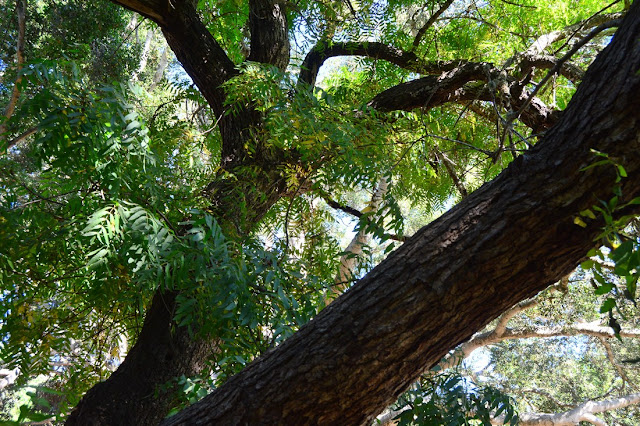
left=394, top=372, right=518, bottom=425
left=1, top=0, right=637, bottom=423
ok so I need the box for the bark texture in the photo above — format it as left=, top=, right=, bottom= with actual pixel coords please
left=160, top=6, right=640, bottom=424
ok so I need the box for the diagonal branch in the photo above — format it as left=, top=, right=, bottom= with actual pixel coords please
left=412, top=0, right=455, bottom=48
left=598, top=337, right=639, bottom=391
left=434, top=148, right=468, bottom=198
left=109, top=0, right=236, bottom=117
left=368, top=62, right=558, bottom=132
left=161, top=7, right=640, bottom=423
left=518, top=53, right=584, bottom=84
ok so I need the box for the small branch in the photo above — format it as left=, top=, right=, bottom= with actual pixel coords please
left=519, top=388, right=572, bottom=409
left=495, top=392, right=640, bottom=425
left=434, top=148, right=468, bottom=198
left=522, top=11, right=624, bottom=57
left=598, top=337, right=639, bottom=391
left=5, top=126, right=37, bottom=150
left=1, top=0, right=26, bottom=150
left=494, top=297, right=539, bottom=336
left=412, top=0, right=455, bottom=48
left=510, top=18, right=622, bottom=126
left=324, top=197, right=363, bottom=218
left=496, top=0, right=537, bottom=8
left=322, top=195, right=407, bottom=245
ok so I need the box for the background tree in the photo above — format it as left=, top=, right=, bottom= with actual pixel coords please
left=1, top=0, right=640, bottom=424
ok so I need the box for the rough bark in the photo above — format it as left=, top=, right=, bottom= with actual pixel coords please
left=66, top=291, right=215, bottom=425
left=368, top=62, right=557, bottom=133
left=247, top=0, right=290, bottom=70
left=160, top=5, right=640, bottom=424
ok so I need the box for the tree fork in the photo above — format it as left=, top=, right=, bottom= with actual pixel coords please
left=161, top=4, right=640, bottom=424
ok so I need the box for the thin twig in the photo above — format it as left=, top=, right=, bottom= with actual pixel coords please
left=509, top=19, right=621, bottom=128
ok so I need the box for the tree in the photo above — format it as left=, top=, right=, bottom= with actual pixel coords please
left=1, top=0, right=640, bottom=424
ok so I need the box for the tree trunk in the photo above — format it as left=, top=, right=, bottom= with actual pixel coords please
left=66, top=291, right=214, bottom=425
left=67, top=1, right=294, bottom=422
left=160, top=6, right=640, bottom=424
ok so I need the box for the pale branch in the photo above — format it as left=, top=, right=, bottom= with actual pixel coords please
left=511, top=18, right=622, bottom=129
left=434, top=148, right=468, bottom=198
left=493, top=297, right=539, bottom=337
left=328, top=178, right=389, bottom=303
left=491, top=392, right=640, bottom=426
left=0, top=367, right=19, bottom=390
left=150, top=46, right=169, bottom=88
left=523, top=11, right=624, bottom=57
left=493, top=278, right=567, bottom=336
left=132, top=27, right=154, bottom=81
left=498, top=322, right=640, bottom=341
left=518, top=53, right=584, bottom=84
left=598, top=337, right=639, bottom=391
left=433, top=280, right=636, bottom=373
left=1, top=0, right=26, bottom=150
left=412, top=0, right=455, bottom=48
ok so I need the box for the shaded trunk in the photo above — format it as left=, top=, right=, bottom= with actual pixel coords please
left=66, top=291, right=213, bottom=425
left=67, top=1, right=294, bottom=422
left=160, top=7, right=640, bottom=424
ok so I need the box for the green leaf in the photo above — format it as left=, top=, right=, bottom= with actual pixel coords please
left=594, top=282, right=613, bottom=295
left=600, top=298, right=616, bottom=313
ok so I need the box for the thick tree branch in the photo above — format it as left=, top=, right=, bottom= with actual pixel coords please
left=368, top=62, right=557, bottom=132
left=247, top=0, right=290, bottom=70
left=109, top=0, right=236, bottom=117
left=108, top=0, right=172, bottom=26
left=298, top=41, right=469, bottom=88
left=512, top=18, right=623, bottom=127
left=518, top=53, right=584, bottom=84
left=161, top=5, right=640, bottom=424
left=524, top=12, right=624, bottom=57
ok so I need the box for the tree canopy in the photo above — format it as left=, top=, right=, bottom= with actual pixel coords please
left=1, top=0, right=640, bottom=424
